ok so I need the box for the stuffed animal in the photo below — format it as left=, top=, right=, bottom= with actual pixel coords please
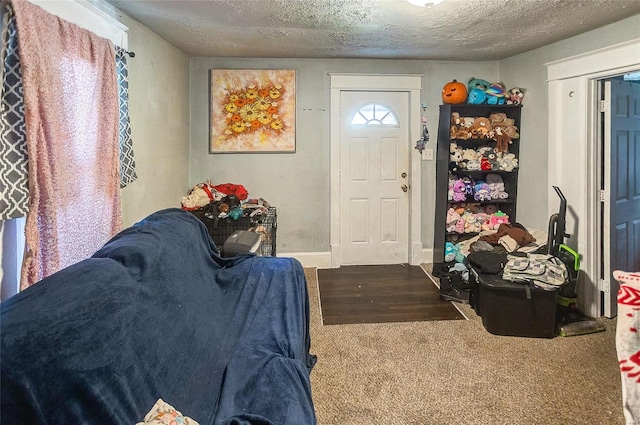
left=464, top=212, right=481, bottom=233
left=452, top=179, right=467, bottom=202
left=480, top=147, right=498, bottom=170
left=504, top=125, right=520, bottom=139
left=467, top=88, right=486, bottom=105
left=486, top=174, right=508, bottom=200
left=444, top=242, right=465, bottom=262
left=489, top=211, right=510, bottom=229
left=506, top=87, right=525, bottom=105
left=485, top=83, right=507, bottom=105
left=462, top=148, right=478, bottom=162
left=473, top=181, right=492, bottom=201
left=468, top=77, right=491, bottom=93
left=471, top=117, right=492, bottom=138
left=461, top=176, right=475, bottom=196
left=466, top=159, right=481, bottom=171
left=444, top=242, right=457, bottom=262
left=489, top=126, right=512, bottom=154
left=447, top=177, right=455, bottom=201
left=498, top=152, right=519, bottom=172
left=484, top=204, right=498, bottom=215
left=489, top=112, right=507, bottom=129
left=449, top=147, right=462, bottom=164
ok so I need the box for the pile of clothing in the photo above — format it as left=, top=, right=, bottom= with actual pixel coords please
left=181, top=182, right=271, bottom=220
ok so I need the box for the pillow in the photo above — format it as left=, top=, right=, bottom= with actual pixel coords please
left=136, top=399, right=199, bottom=425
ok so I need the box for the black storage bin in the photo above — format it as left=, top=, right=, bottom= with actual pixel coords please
left=471, top=270, right=558, bottom=338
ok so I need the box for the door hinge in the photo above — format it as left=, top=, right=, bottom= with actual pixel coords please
left=599, top=99, right=608, bottom=113
left=599, top=279, right=610, bottom=293
left=599, top=189, right=607, bottom=203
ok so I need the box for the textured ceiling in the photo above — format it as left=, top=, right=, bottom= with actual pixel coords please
left=105, top=0, right=640, bottom=60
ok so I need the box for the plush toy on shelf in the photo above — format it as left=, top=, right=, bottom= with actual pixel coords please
left=452, top=179, right=467, bottom=202
left=485, top=83, right=507, bottom=105
left=497, top=152, right=519, bottom=172
left=489, top=210, right=510, bottom=229
left=471, top=117, right=492, bottom=138
left=473, top=181, right=492, bottom=201
left=506, top=87, right=525, bottom=105
left=467, top=77, right=491, bottom=93
left=486, top=173, right=509, bottom=199
left=444, top=242, right=465, bottom=263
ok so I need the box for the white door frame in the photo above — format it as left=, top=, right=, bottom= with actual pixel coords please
left=329, top=74, right=423, bottom=268
left=546, top=38, right=640, bottom=318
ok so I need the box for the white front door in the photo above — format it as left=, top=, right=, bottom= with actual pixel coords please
left=339, top=91, right=410, bottom=265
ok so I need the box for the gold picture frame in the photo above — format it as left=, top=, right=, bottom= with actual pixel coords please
left=209, top=69, right=296, bottom=153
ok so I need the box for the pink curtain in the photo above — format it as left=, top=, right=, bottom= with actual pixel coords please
left=12, top=0, right=122, bottom=289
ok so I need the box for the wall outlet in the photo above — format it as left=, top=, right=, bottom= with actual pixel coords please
left=422, top=148, right=434, bottom=161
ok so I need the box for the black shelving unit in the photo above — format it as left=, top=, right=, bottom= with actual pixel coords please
left=433, top=104, right=523, bottom=269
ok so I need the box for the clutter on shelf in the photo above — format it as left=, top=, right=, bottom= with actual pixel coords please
left=180, top=181, right=276, bottom=256
left=442, top=77, right=526, bottom=106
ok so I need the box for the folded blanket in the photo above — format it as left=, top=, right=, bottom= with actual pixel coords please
left=479, top=223, right=536, bottom=248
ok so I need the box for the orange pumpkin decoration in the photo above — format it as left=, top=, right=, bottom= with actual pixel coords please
left=442, top=79, right=468, bottom=104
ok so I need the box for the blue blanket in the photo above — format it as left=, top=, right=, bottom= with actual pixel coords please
left=1, top=208, right=316, bottom=424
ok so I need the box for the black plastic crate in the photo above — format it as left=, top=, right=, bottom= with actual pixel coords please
left=190, top=207, right=276, bottom=256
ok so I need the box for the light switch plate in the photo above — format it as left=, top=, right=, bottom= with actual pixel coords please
left=422, top=148, right=434, bottom=161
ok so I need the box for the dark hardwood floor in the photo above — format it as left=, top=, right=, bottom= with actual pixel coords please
left=317, top=264, right=465, bottom=325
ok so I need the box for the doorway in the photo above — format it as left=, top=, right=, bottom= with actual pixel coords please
left=600, top=74, right=640, bottom=317
left=329, top=74, right=423, bottom=268
left=339, top=91, right=409, bottom=265
left=546, top=39, right=640, bottom=319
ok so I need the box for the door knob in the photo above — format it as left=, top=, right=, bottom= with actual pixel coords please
left=401, top=184, right=408, bottom=193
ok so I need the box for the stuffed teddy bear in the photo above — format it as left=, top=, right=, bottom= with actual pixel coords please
left=471, top=117, right=492, bottom=138
left=473, top=181, right=492, bottom=201
left=504, top=125, right=520, bottom=139
left=489, top=112, right=507, bottom=129
left=497, top=152, right=519, bottom=172
left=506, top=87, right=525, bottom=105
left=485, top=83, right=507, bottom=105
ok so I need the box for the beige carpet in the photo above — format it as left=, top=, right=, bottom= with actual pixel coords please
left=305, top=267, right=623, bottom=425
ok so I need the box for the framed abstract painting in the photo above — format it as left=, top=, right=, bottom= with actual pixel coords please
left=209, top=69, right=296, bottom=153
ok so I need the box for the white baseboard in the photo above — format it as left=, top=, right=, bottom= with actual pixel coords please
left=278, top=251, right=332, bottom=269
left=278, top=248, right=434, bottom=269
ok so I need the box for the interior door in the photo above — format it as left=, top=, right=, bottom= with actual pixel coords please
left=339, top=91, right=410, bottom=265
left=603, top=78, right=640, bottom=317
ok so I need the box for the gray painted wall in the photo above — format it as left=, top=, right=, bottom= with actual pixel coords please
left=498, top=14, right=640, bottom=232
left=190, top=59, right=499, bottom=253
left=121, top=12, right=639, bottom=255
left=119, top=15, right=191, bottom=228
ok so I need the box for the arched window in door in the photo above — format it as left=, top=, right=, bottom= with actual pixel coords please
left=351, top=103, right=399, bottom=126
